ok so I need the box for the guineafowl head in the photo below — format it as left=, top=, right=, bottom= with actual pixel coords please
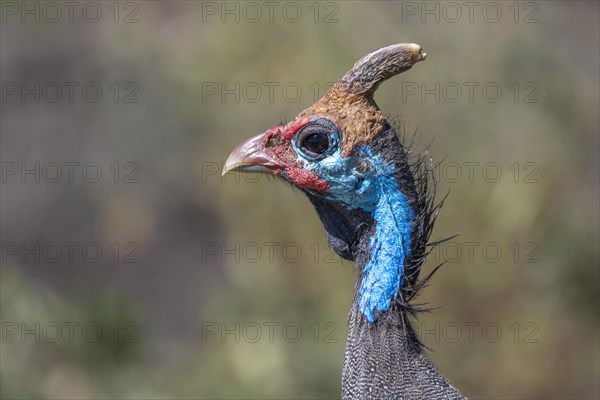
left=224, top=43, right=430, bottom=322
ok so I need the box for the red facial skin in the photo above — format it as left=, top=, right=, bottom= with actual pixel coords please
left=262, top=118, right=331, bottom=191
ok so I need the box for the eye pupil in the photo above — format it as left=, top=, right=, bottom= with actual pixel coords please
left=303, top=133, right=329, bottom=154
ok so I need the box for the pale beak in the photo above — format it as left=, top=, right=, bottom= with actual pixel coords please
left=222, top=132, right=280, bottom=176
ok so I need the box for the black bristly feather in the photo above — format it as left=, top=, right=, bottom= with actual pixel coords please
left=367, top=119, right=454, bottom=315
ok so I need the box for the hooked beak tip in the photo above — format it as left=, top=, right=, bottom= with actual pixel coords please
left=222, top=155, right=239, bottom=176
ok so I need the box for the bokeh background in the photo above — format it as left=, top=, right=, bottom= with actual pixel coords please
left=1, top=1, right=598, bottom=399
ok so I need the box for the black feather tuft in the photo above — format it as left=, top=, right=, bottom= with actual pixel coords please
left=389, top=118, right=457, bottom=312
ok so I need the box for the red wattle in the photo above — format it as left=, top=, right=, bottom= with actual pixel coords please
left=286, top=166, right=330, bottom=190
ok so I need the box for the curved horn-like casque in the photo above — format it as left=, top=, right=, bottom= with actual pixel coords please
left=337, top=43, right=427, bottom=96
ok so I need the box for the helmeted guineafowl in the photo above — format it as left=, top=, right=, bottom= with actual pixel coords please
left=223, top=43, right=467, bottom=400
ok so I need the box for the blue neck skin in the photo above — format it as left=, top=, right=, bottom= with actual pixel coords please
left=299, top=145, right=414, bottom=322
left=357, top=173, right=414, bottom=322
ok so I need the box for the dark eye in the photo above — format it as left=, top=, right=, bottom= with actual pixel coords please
left=294, top=118, right=339, bottom=160
left=302, top=132, right=329, bottom=155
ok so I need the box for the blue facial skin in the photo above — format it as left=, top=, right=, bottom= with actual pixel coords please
left=293, top=124, right=414, bottom=322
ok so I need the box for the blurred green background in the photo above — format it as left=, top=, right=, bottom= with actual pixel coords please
left=1, top=1, right=598, bottom=399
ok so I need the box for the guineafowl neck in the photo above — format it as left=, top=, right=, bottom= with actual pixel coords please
left=341, top=260, right=466, bottom=399
left=341, top=201, right=466, bottom=399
